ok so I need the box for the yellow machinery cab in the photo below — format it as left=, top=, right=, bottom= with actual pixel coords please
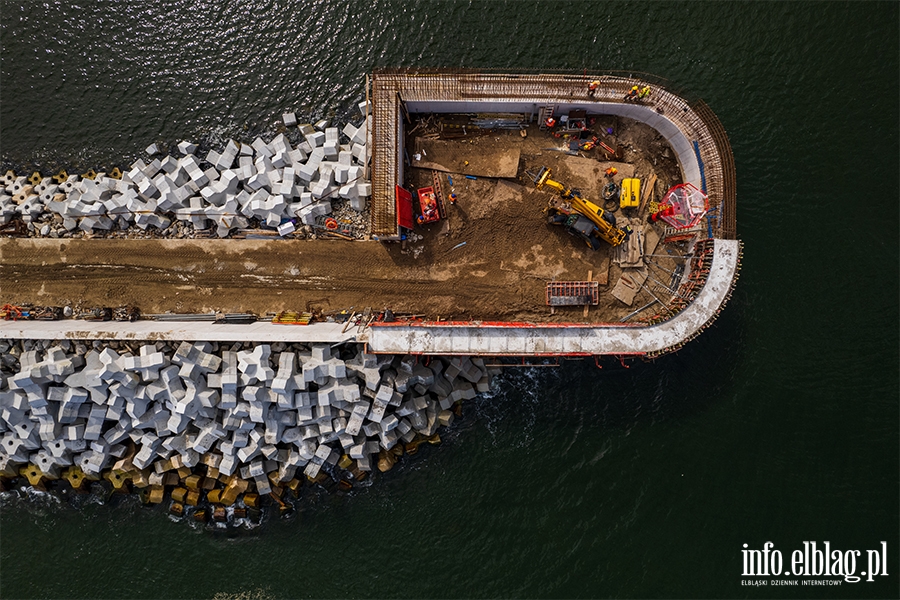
left=620, top=178, right=640, bottom=209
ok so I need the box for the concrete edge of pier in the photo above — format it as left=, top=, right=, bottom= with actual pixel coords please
left=364, top=239, right=740, bottom=356
left=0, top=321, right=359, bottom=345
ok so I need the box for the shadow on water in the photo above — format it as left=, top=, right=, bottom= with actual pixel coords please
left=473, top=289, right=748, bottom=438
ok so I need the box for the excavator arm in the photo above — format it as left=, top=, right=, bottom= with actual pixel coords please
left=536, top=171, right=567, bottom=195
left=533, top=167, right=626, bottom=247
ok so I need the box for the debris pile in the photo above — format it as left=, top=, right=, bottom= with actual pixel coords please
left=0, top=339, right=491, bottom=505
left=0, top=104, right=372, bottom=239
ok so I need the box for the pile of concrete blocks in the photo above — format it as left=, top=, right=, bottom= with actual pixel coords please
left=0, top=102, right=372, bottom=238
left=0, top=338, right=490, bottom=490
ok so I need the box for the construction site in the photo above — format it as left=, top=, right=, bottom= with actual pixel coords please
left=0, top=71, right=741, bottom=515
left=3, top=119, right=692, bottom=323
left=2, top=71, right=740, bottom=358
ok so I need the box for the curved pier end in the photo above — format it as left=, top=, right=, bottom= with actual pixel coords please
left=365, top=70, right=741, bottom=357
left=2, top=71, right=739, bottom=358
left=365, top=239, right=741, bottom=357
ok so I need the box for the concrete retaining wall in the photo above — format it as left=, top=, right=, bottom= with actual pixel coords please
left=403, top=99, right=701, bottom=190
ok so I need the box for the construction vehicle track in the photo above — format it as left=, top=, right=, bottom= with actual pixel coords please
left=0, top=237, right=598, bottom=322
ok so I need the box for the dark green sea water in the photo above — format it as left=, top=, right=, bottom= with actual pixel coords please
left=1, top=1, right=898, bottom=598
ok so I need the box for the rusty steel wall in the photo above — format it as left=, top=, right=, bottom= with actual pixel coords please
left=691, top=101, right=737, bottom=240
left=371, top=75, right=402, bottom=238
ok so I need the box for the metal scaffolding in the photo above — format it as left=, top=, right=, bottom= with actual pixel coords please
left=371, top=81, right=402, bottom=238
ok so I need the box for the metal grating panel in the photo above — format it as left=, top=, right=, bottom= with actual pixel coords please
left=546, top=281, right=600, bottom=306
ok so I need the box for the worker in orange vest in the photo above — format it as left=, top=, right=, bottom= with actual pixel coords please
left=605, top=167, right=618, bottom=178
left=624, top=85, right=639, bottom=101
left=588, top=80, right=600, bottom=98
left=545, top=117, right=556, bottom=128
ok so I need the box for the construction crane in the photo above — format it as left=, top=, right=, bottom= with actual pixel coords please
left=532, top=167, right=627, bottom=248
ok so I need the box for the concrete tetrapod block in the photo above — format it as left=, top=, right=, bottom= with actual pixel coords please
left=279, top=167, right=296, bottom=197
left=271, top=151, right=289, bottom=169
left=159, top=155, right=179, bottom=175
left=351, top=119, right=368, bottom=145
left=323, top=139, right=339, bottom=160
left=302, top=344, right=342, bottom=384
left=251, top=137, right=273, bottom=158
left=306, top=146, right=325, bottom=170
left=381, top=413, right=399, bottom=432
left=177, top=141, right=198, bottom=155
left=255, top=155, right=275, bottom=178
left=289, top=148, right=307, bottom=166
left=367, top=386, right=393, bottom=424
left=443, top=357, right=466, bottom=382
left=237, top=345, right=274, bottom=384
left=271, top=134, right=292, bottom=156
left=277, top=221, right=295, bottom=236
left=335, top=165, right=350, bottom=185
left=132, top=433, right=161, bottom=470
left=305, top=131, right=325, bottom=149
left=247, top=172, right=271, bottom=193
left=271, top=352, right=297, bottom=403
left=97, top=349, right=139, bottom=389
left=460, top=361, right=484, bottom=383
left=296, top=161, right=318, bottom=183
left=217, top=141, right=239, bottom=171
left=303, top=460, right=322, bottom=479
left=238, top=156, right=255, bottom=182
left=378, top=428, right=400, bottom=451
left=342, top=122, right=358, bottom=141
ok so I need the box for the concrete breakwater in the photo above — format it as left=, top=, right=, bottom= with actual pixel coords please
left=0, top=104, right=372, bottom=239
left=0, top=338, right=491, bottom=517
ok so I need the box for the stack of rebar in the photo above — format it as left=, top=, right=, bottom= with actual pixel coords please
left=147, top=313, right=217, bottom=322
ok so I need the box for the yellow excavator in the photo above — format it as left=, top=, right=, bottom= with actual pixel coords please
left=532, top=167, right=627, bottom=250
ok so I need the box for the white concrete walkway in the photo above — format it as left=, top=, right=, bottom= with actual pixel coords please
left=0, top=320, right=360, bottom=344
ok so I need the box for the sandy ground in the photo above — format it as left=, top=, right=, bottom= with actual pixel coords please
left=0, top=193, right=622, bottom=322
left=1, top=118, right=687, bottom=323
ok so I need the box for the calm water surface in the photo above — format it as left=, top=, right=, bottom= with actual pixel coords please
left=1, top=1, right=897, bottom=598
